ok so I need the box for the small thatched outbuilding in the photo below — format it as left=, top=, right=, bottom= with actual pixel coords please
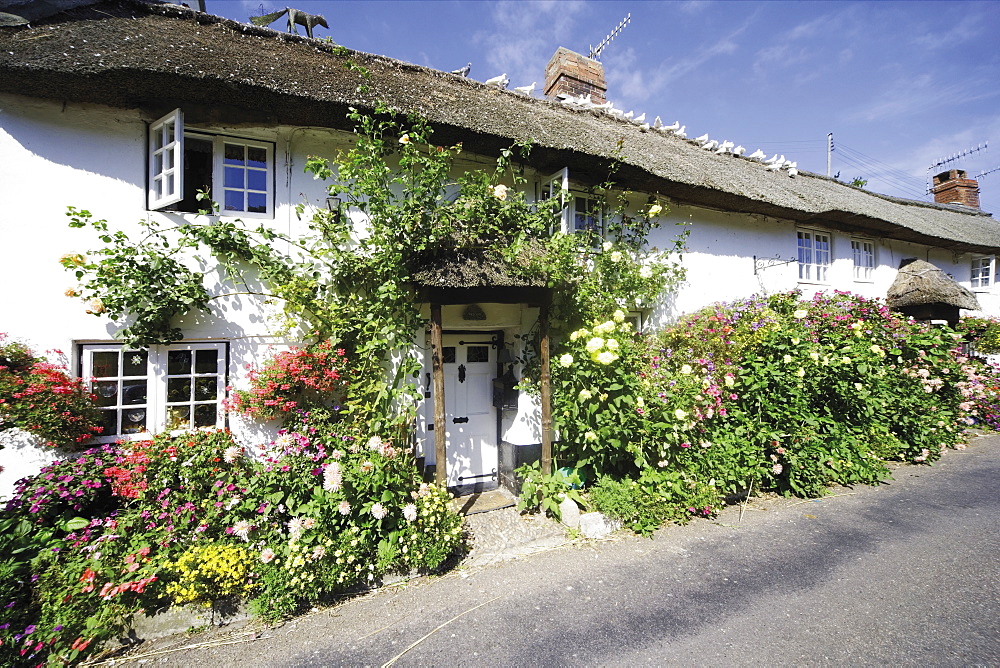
left=886, top=259, right=980, bottom=325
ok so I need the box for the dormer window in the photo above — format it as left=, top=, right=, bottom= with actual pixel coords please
left=148, top=109, right=274, bottom=217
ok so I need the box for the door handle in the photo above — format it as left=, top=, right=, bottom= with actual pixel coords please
left=452, top=416, right=469, bottom=424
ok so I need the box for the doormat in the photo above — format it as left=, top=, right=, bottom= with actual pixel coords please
left=451, top=488, right=517, bottom=515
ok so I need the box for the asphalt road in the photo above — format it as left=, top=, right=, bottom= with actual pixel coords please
left=122, top=435, right=999, bottom=667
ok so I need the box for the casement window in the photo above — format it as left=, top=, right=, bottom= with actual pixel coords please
left=148, top=109, right=273, bottom=217
left=571, top=193, right=603, bottom=235
left=852, top=239, right=875, bottom=281
left=81, top=343, right=227, bottom=443
left=971, top=256, right=998, bottom=289
left=797, top=229, right=831, bottom=282
left=541, top=168, right=570, bottom=233
left=540, top=168, right=605, bottom=236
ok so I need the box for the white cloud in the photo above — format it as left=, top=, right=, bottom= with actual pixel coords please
left=912, top=11, right=988, bottom=50
left=605, top=20, right=747, bottom=105
left=844, top=73, right=1000, bottom=125
left=470, top=0, right=586, bottom=88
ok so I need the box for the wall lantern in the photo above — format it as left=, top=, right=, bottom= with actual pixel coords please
left=325, top=196, right=342, bottom=213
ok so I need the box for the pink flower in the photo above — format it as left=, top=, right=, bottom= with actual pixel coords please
left=370, top=502, right=387, bottom=520
left=360, top=460, right=374, bottom=474
left=403, top=503, right=418, bottom=522
left=260, top=548, right=276, bottom=563
left=338, top=500, right=351, bottom=515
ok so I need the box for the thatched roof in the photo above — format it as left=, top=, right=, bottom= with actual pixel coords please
left=886, top=259, right=981, bottom=310
left=2, top=0, right=998, bottom=253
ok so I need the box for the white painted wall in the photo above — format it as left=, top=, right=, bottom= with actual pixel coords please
left=2, top=92, right=998, bottom=495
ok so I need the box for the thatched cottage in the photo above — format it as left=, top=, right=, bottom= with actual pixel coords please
left=1, top=0, right=997, bottom=494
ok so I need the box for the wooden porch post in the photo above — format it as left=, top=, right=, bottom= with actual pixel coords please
left=430, top=303, right=447, bottom=486
left=539, top=303, right=553, bottom=476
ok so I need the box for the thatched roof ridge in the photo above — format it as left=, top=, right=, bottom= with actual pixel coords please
left=886, top=259, right=981, bottom=310
left=2, top=0, right=998, bottom=252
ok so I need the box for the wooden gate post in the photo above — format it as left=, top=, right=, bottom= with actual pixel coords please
left=430, top=303, right=447, bottom=487
left=540, top=303, right=553, bottom=476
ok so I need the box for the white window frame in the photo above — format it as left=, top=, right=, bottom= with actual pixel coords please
left=541, top=167, right=570, bottom=233
left=148, top=109, right=184, bottom=209
left=971, top=256, right=997, bottom=289
left=797, top=229, right=831, bottom=283
left=81, top=342, right=228, bottom=443
left=148, top=109, right=274, bottom=218
left=851, top=239, right=876, bottom=282
left=570, top=191, right=604, bottom=236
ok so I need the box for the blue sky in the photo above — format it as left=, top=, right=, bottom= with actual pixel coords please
left=208, top=0, right=1000, bottom=214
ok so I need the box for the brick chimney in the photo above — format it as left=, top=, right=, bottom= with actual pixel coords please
left=931, top=169, right=980, bottom=209
left=543, top=47, right=607, bottom=104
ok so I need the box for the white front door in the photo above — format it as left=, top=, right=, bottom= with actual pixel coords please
left=437, top=333, right=498, bottom=489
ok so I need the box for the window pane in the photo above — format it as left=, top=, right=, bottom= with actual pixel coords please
left=224, top=190, right=244, bottom=211
left=224, top=165, right=245, bottom=189
left=122, top=380, right=147, bottom=405
left=195, top=349, right=218, bottom=374
left=442, top=347, right=456, bottom=364
left=123, top=351, right=148, bottom=377
left=195, top=377, right=217, bottom=401
left=167, top=350, right=192, bottom=375
left=167, top=406, right=191, bottom=431
left=121, top=408, right=146, bottom=434
left=167, top=377, right=191, bottom=402
left=467, top=346, right=489, bottom=363
left=247, top=146, right=267, bottom=168
left=224, top=143, right=245, bottom=165
left=94, top=380, right=118, bottom=407
left=194, top=404, right=217, bottom=428
left=247, top=169, right=266, bottom=192
left=92, top=352, right=119, bottom=378
left=99, top=409, right=119, bottom=437
left=247, top=192, right=267, bottom=213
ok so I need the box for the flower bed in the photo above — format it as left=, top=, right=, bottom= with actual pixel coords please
left=0, top=427, right=462, bottom=665
left=546, top=291, right=992, bottom=533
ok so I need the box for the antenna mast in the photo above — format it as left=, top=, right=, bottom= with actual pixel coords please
left=589, top=13, right=631, bottom=61
left=976, top=165, right=1000, bottom=180
left=926, top=141, right=988, bottom=193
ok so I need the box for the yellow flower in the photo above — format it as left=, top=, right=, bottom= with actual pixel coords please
left=795, top=367, right=805, bottom=377
left=559, top=353, right=574, bottom=367
left=674, top=408, right=688, bottom=420
left=86, top=298, right=105, bottom=314
left=606, top=339, right=619, bottom=350
left=584, top=431, right=598, bottom=441
left=793, top=309, right=808, bottom=319
left=680, top=364, right=692, bottom=374
left=64, top=287, right=80, bottom=298
left=609, top=251, right=623, bottom=263
left=585, top=337, right=605, bottom=352
left=809, top=351, right=820, bottom=361
left=398, top=134, right=410, bottom=144
left=578, top=388, right=593, bottom=400
left=569, top=328, right=588, bottom=341
left=648, top=203, right=663, bottom=216
left=492, top=184, right=508, bottom=200
left=783, top=354, right=793, bottom=363
left=613, top=309, right=626, bottom=323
